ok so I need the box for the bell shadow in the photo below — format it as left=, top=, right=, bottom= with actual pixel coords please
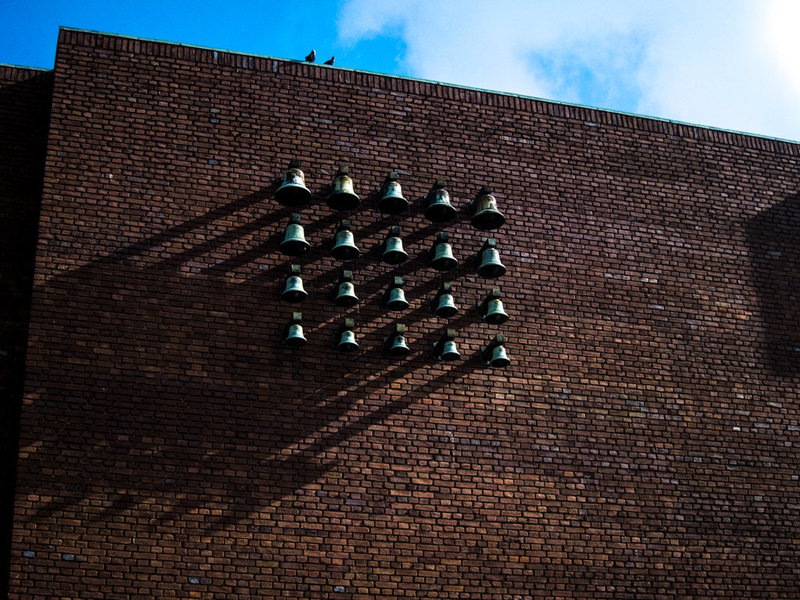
left=13, top=176, right=495, bottom=548
left=745, top=193, right=800, bottom=376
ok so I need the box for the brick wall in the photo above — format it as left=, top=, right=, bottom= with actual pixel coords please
left=0, top=64, right=51, bottom=598
left=8, top=29, right=800, bottom=598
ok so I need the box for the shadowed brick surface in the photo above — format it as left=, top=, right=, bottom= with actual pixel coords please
left=7, top=29, right=800, bottom=598
left=0, top=64, right=51, bottom=599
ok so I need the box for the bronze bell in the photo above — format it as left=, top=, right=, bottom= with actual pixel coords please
left=281, top=265, right=308, bottom=303
left=275, top=159, right=312, bottom=207
left=384, top=323, right=411, bottom=358
left=424, top=180, right=457, bottom=223
left=431, top=232, right=459, bottom=271
left=479, top=288, right=509, bottom=324
left=335, top=318, right=359, bottom=353
left=470, top=185, right=506, bottom=230
left=382, top=226, right=408, bottom=265
left=283, top=312, right=308, bottom=348
left=327, top=166, right=360, bottom=211
left=477, top=238, right=506, bottom=278
left=432, top=282, right=459, bottom=318
left=331, top=219, right=360, bottom=261
left=376, top=171, right=408, bottom=214
left=385, top=277, right=409, bottom=311
left=482, top=334, right=511, bottom=368
left=280, top=213, right=311, bottom=256
left=434, top=328, right=461, bottom=362
left=334, top=270, right=359, bottom=307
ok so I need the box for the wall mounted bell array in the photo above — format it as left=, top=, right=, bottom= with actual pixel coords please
left=273, top=160, right=512, bottom=367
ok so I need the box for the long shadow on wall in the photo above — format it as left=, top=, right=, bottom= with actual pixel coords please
left=746, top=192, right=800, bottom=376
left=12, top=183, right=487, bottom=559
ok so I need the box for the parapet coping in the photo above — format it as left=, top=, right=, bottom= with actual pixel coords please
left=0, top=63, right=53, bottom=85
left=57, top=26, right=799, bottom=156
left=0, top=62, right=51, bottom=72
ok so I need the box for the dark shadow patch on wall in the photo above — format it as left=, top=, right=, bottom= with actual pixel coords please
left=0, top=68, right=52, bottom=598
left=746, top=193, right=800, bottom=376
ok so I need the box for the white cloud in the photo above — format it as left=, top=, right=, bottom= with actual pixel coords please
left=338, top=0, right=800, bottom=141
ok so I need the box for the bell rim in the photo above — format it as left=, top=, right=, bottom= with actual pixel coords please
left=424, top=203, right=458, bottom=223
left=281, top=290, right=308, bottom=303
left=439, top=350, right=461, bottom=361
left=377, top=198, right=410, bottom=214
left=275, top=185, right=312, bottom=207
left=434, top=306, right=459, bottom=318
left=484, top=313, right=509, bottom=325
left=490, top=356, right=511, bottom=368
left=386, top=300, right=410, bottom=311
left=334, top=296, right=359, bottom=307
left=331, top=247, right=361, bottom=261
left=382, top=250, right=409, bottom=265
left=471, top=209, right=506, bottom=231
left=477, top=264, right=507, bottom=278
left=326, top=192, right=361, bottom=211
left=432, top=257, right=459, bottom=272
left=336, top=341, right=359, bottom=353
left=283, top=335, right=308, bottom=348
left=279, top=239, right=311, bottom=256
left=387, top=345, right=411, bottom=358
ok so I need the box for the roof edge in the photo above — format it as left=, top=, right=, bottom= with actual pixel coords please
left=0, top=62, right=52, bottom=73
left=56, top=26, right=800, bottom=153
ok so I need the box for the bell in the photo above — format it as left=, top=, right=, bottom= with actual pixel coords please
left=432, top=282, right=459, bottom=318
left=485, top=298, right=509, bottom=324
left=488, top=345, right=511, bottom=368
left=470, top=186, right=506, bottom=230
left=284, top=313, right=307, bottom=348
left=431, top=232, right=458, bottom=271
left=376, top=172, right=408, bottom=214
left=434, top=293, right=458, bottom=318
left=280, top=213, right=311, bottom=256
left=390, top=335, right=410, bottom=355
left=336, top=329, right=359, bottom=353
left=434, top=328, right=460, bottom=361
left=382, top=226, right=408, bottom=265
left=275, top=160, right=312, bottom=207
left=334, top=271, right=359, bottom=307
left=335, top=318, right=359, bottom=353
left=284, top=323, right=307, bottom=347
left=386, top=335, right=411, bottom=357
left=386, top=287, right=409, bottom=311
left=327, top=166, right=360, bottom=211
left=480, top=288, right=509, bottom=324
left=281, top=266, right=308, bottom=303
left=336, top=281, right=359, bottom=306
left=424, top=180, right=457, bottom=223
left=385, top=277, right=409, bottom=311
left=477, top=238, right=506, bottom=278
left=482, top=334, right=511, bottom=368
left=439, top=340, right=461, bottom=361
left=385, top=324, right=411, bottom=358
left=331, top=220, right=360, bottom=261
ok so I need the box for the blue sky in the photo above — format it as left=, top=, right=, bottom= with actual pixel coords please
left=2, top=0, right=799, bottom=142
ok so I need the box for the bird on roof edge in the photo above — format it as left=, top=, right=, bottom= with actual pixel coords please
left=305, top=50, right=316, bottom=63
left=324, top=56, right=335, bottom=66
